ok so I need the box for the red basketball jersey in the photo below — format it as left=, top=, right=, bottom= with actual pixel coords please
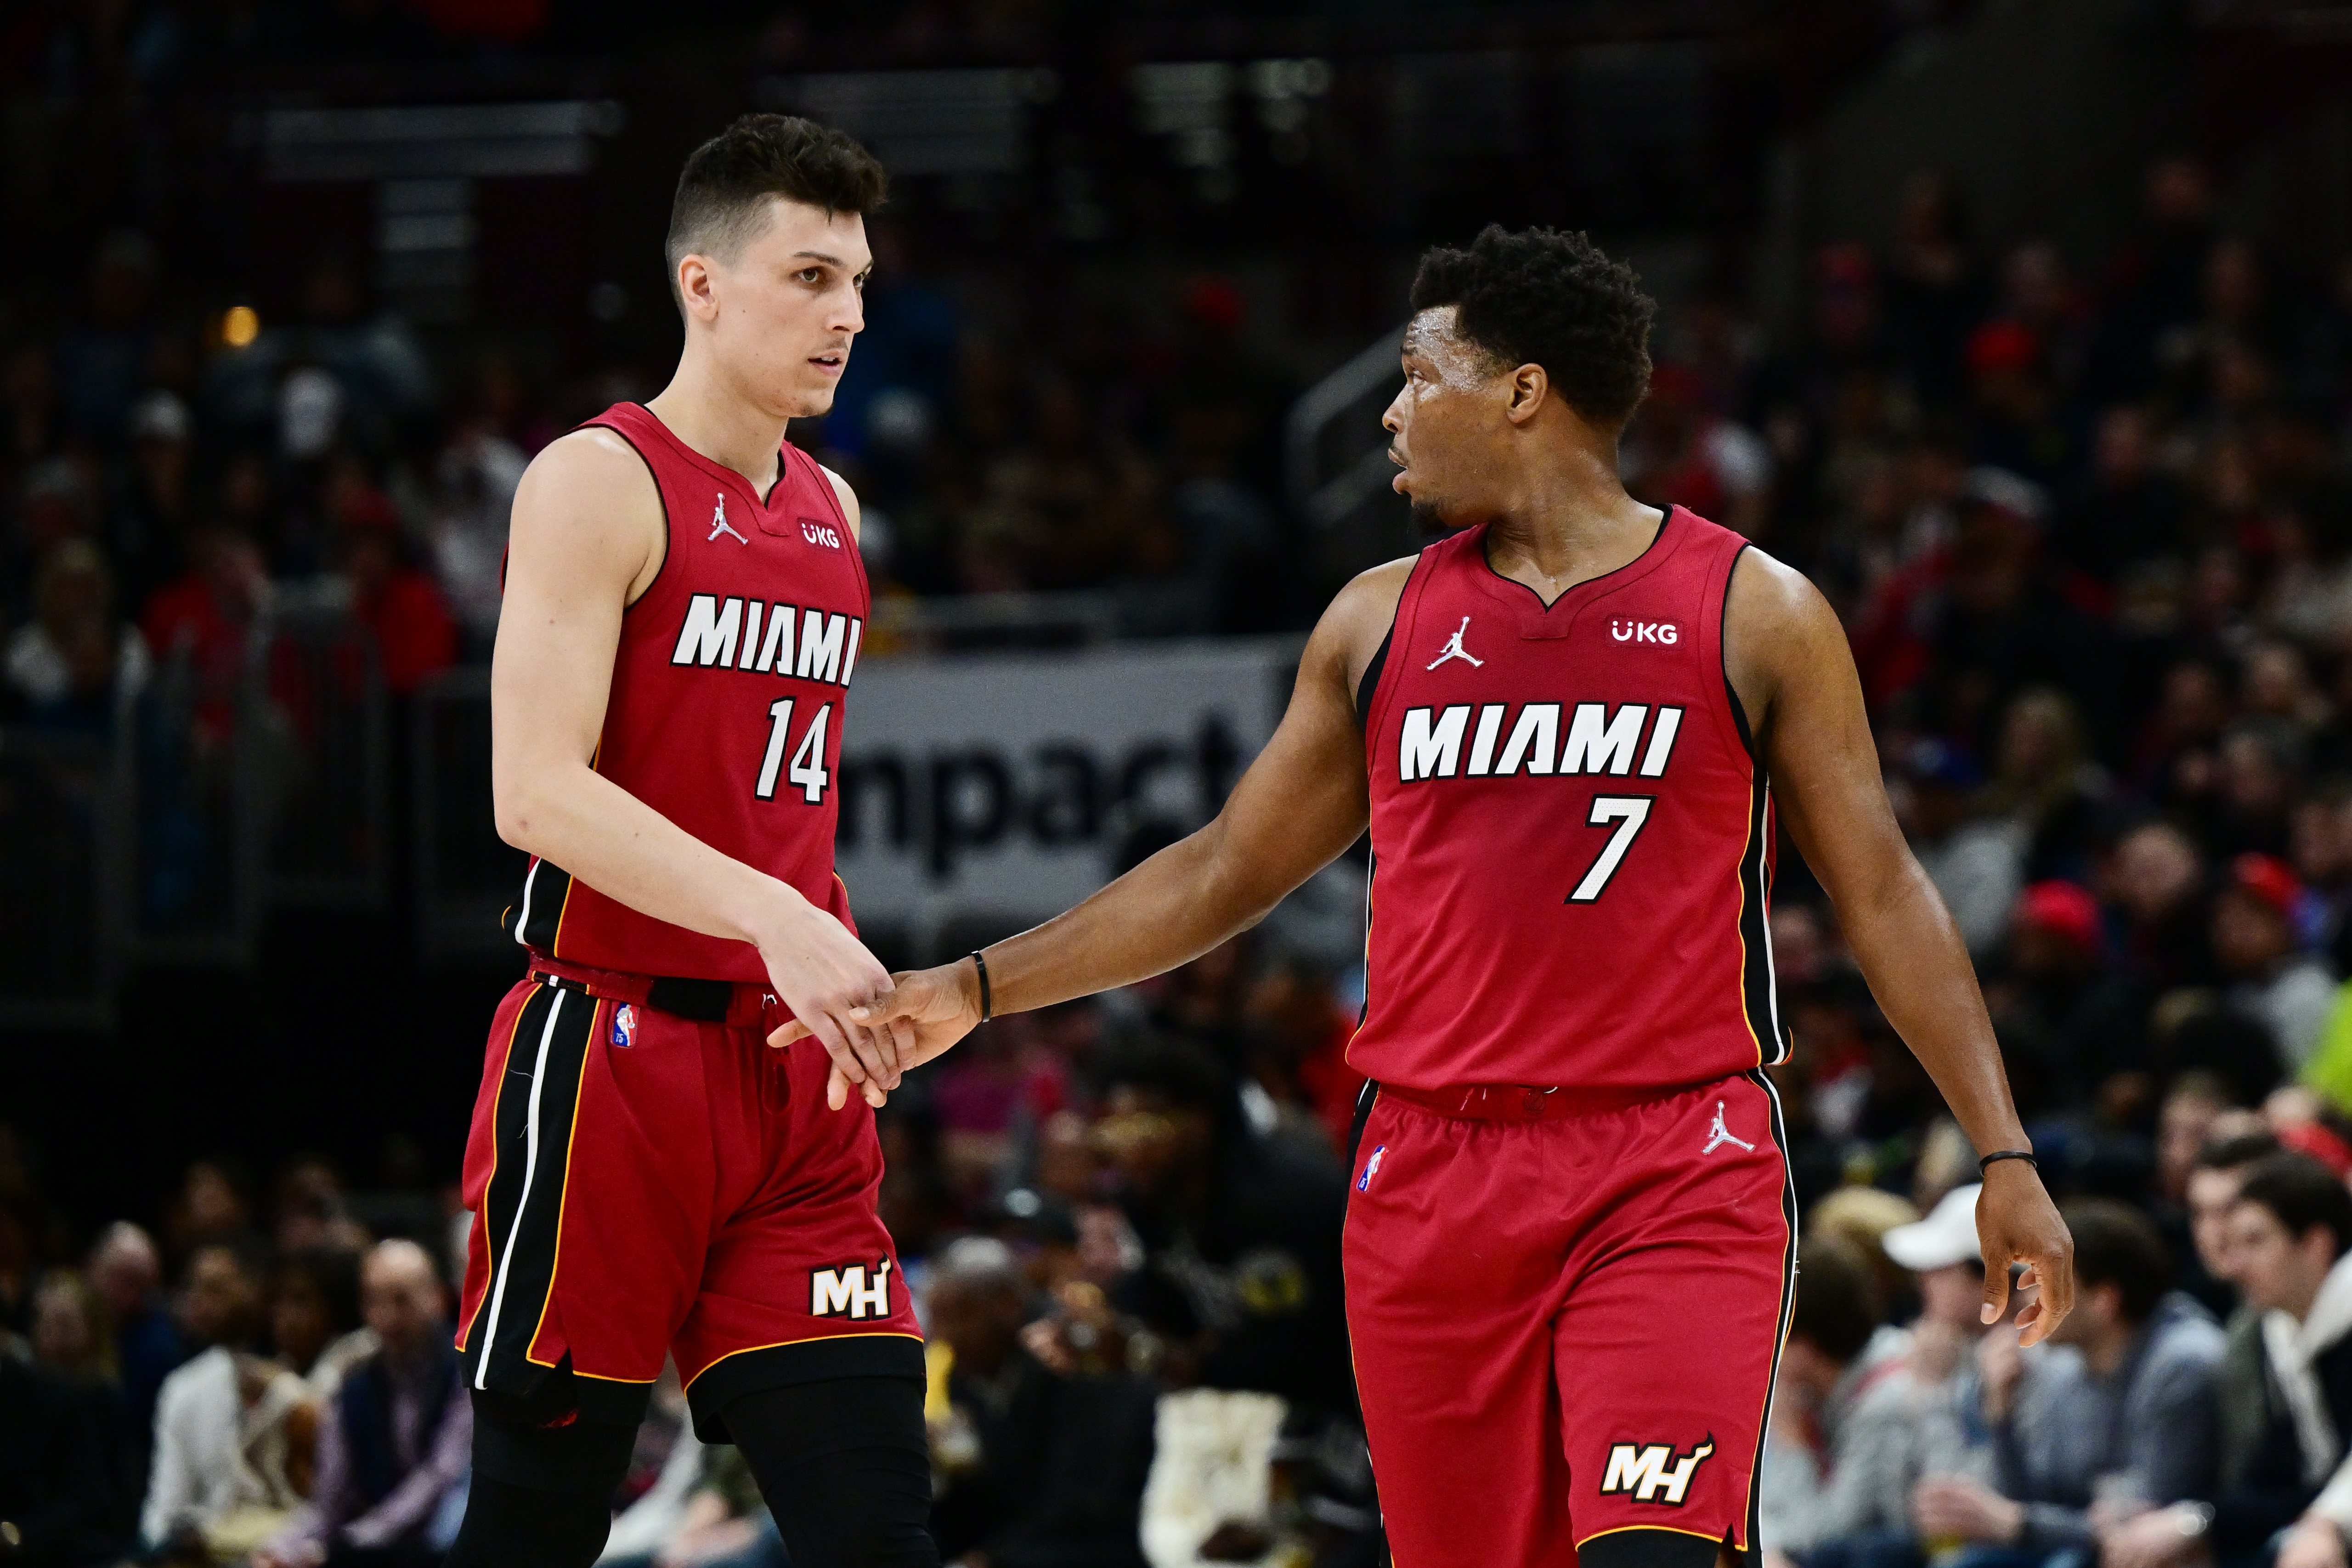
left=1349, top=506, right=1787, bottom=1092
left=504, top=402, right=869, bottom=983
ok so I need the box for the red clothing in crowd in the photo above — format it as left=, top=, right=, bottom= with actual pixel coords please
left=351, top=568, right=458, bottom=695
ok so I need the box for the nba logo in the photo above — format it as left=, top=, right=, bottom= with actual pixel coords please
left=1357, top=1145, right=1386, bottom=1192
left=611, top=1004, right=636, bottom=1048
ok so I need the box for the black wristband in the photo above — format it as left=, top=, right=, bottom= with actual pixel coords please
left=1978, top=1149, right=2037, bottom=1174
left=970, top=950, right=992, bottom=1023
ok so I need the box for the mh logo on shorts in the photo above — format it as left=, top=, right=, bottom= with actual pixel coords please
left=810, top=1257, right=893, bottom=1320
left=1600, top=1438, right=1716, bottom=1505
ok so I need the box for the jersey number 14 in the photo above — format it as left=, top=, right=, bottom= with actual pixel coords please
left=755, top=699, right=832, bottom=803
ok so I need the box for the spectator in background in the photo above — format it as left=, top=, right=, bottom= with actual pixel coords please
left=87, top=1221, right=184, bottom=1454
left=426, top=418, right=527, bottom=656
left=332, top=487, right=456, bottom=697
left=2214, top=854, right=2336, bottom=1072
left=1799, top=1184, right=2003, bottom=1568
left=1623, top=361, right=1774, bottom=538
left=111, top=388, right=198, bottom=612
left=2105, top=1155, right=2352, bottom=1568
left=258, top=1239, right=468, bottom=1568
left=1095, top=1038, right=1352, bottom=1419
left=141, top=1242, right=315, bottom=1559
left=2157, top=1095, right=2270, bottom=1314
left=1911, top=1200, right=2223, bottom=1561
left=1988, top=879, right=2141, bottom=1111
left=28, top=1269, right=137, bottom=1550
left=924, top=1236, right=1155, bottom=1568
left=1808, top=1186, right=1925, bottom=1326
left=1759, top=1234, right=1910, bottom=1561
left=0, top=1324, right=129, bottom=1568
left=2104, top=820, right=2216, bottom=995
left=1889, top=741, right=2024, bottom=958
left=2, top=537, right=149, bottom=734
left=2187, top=1131, right=2284, bottom=1311
left=269, top=1250, right=374, bottom=1400
left=140, top=523, right=270, bottom=742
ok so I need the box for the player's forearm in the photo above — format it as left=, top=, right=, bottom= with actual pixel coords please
left=1835, top=857, right=2030, bottom=1155
left=982, top=821, right=1283, bottom=1015
left=495, top=760, right=805, bottom=948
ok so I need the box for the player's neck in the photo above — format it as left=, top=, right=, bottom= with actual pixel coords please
left=646, top=347, right=799, bottom=495
left=1480, top=443, right=1659, bottom=599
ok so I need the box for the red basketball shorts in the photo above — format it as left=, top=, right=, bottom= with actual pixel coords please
left=1343, top=1071, right=1795, bottom=1568
left=455, top=966, right=922, bottom=1440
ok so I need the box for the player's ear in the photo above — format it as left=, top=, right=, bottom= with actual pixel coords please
left=675, top=252, right=720, bottom=325
left=1505, top=363, right=1549, bottom=424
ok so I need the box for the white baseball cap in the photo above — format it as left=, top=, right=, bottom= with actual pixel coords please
left=1881, top=1183, right=1984, bottom=1271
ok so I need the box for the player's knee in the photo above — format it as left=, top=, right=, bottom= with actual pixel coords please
left=1576, top=1527, right=1732, bottom=1568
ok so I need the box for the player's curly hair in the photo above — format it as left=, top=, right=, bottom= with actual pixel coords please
left=1409, top=225, right=1656, bottom=426
left=665, top=114, right=888, bottom=304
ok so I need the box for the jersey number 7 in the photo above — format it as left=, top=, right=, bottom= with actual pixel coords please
left=1567, top=795, right=1654, bottom=903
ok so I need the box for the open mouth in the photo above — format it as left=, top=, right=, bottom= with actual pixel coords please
left=810, top=351, right=847, bottom=376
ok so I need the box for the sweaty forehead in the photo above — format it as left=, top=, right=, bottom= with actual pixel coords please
left=1403, top=306, right=1464, bottom=357
left=1403, top=306, right=1501, bottom=379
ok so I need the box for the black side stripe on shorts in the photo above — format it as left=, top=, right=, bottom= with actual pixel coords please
left=464, top=979, right=596, bottom=1394
left=1741, top=1067, right=1802, bottom=1559
left=506, top=856, right=576, bottom=951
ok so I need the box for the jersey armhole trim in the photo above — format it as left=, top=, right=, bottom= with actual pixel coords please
left=794, top=444, right=873, bottom=606
left=1719, top=543, right=1760, bottom=763
left=581, top=415, right=672, bottom=614
left=1361, top=549, right=1436, bottom=750
left=1355, top=624, right=1393, bottom=729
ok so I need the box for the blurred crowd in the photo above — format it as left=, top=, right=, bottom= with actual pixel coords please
left=0, top=935, right=1376, bottom=1568
left=13, top=131, right=2352, bottom=1568
left=0, top=228, right=1305, bottom=748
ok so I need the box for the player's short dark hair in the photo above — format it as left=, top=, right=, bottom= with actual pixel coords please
left=1788, top=1234, right=1878, bottom=1364
left=665, top=113, right=888, bottom=298
left=2236, top=1152, right=2352, bottom=1258
left=2061, top=1199, right=2171, bottom=1324
left=1408, top=224, right=1657, bottom=426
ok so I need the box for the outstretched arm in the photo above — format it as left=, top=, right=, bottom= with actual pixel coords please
left=786, top=560, right=1408, bottom=1103
left=1726, top=549, right=2074, bottom=1344
left=491, top=429, right=904, bottom=1095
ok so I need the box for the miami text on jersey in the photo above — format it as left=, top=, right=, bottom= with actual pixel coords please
left=1395, top=701, right=1683, bottom=782
left=669, top=594, right=865, bottom=687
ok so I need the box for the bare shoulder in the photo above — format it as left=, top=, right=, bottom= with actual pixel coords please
left=509, top=427, right=665, bottom=599
left=1318, top=555, right=1418, bottom=693
left=819, top=462, right=861, bottom=539
left=1725, top=544, right=1843, bottom=662
left=1724, top=544, right=1860, bottom=740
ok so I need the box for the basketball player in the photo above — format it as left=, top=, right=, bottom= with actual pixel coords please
left=445, top=116, right=931, bottom=1568
left=807, top=226, right=2074, bottom=1568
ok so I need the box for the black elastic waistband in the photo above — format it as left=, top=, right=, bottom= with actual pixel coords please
left=533, top=963, right=739, bottom=1024
left=646, top=975, right=734, bottom=1022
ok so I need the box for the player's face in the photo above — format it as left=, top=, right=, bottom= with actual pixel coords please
left=694, top=198, right=872, bottom=419
left=1382, top=306, right=1513, bottom=532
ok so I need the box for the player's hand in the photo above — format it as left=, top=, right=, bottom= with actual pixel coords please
left=749, top=888, right=904, bottom=1107
left=1975, top=1156, right=2073, bottom=1346
left=768, top=958, right=984, bottom=1109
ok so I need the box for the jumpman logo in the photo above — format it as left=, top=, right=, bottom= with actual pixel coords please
left=1426, top=616, right=1485, bottom=670
left=1702, top=1101, right=1754, bottom=1155
left=708, top=493, right=748, bottom=545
